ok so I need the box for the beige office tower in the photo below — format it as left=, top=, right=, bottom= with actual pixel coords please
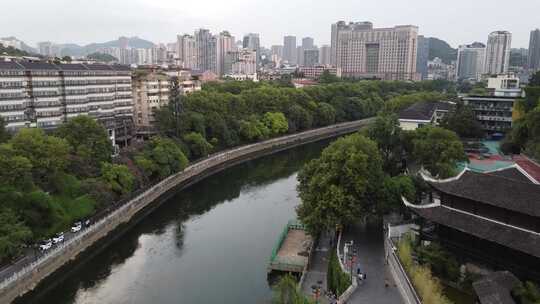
left=334, top=22, right=419, bottom=80
left=176, top=34, right=197, bottom=69
left=217, top=31, right=236, bottom=76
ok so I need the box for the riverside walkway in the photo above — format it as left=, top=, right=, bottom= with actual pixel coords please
left=0, top=118, right=374, bottom=303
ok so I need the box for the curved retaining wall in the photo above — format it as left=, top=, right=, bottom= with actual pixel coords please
left=0, top=118, right=374, bottom=303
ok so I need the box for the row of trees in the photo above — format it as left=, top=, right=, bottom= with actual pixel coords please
left=0, top=116, right=190, bottom=262
left=155, top=79, right=455, bottom=155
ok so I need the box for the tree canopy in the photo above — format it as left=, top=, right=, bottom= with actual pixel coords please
left=410, top=126, right=467, bottom=178
left=296, top=134, right=385, bottom=233
left=440, top=101, right=484, bottom=139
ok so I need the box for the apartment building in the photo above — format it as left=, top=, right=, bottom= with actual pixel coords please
left=132, top=71, right=170, bottom=128
left=0, top=60, right=134, bottom=145
left=484, top=31, right=512, bottom=75
left=334, top=21, right=419, bottom=80
left=457, top=42, right=486, bottom=81
left=462, top=74, right=521, bottom=133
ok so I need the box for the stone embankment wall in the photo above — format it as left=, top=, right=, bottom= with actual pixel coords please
left=0, top=118, right=373, bottom=303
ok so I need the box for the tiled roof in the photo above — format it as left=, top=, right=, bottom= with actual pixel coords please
left=399, top=101, right=452, bottom=121
left=473, top=271, right=519, bottom=304
left=83, top=64, right=114, bottom=71
left=412, top=206, right=540, bottom=258
left=428, top=170, right=540, bottom=217
left=0, top=61, right=24, bottom=70
left=56, top=63, right=88, bottom=71
left=17, top=61, right=59, bottom=70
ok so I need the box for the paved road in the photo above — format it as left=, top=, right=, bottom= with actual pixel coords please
left=340, top=221, right=403, bottom=304
left=301, top=231, right=334, bottom=304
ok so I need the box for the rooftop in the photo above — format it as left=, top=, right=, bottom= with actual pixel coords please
left=427, top=169, right=540, bottom=217
left=398, top=101, right=452, bottom=121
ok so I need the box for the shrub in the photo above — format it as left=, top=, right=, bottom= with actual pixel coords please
left=327, top=250, right=351, bottom=296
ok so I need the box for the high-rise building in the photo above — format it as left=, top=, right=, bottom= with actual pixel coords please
left=194, top=29, right=217, bottom=73
left=334, top=22, right=419, bottom=80
left=283, top=36, right=297, bottom=65
left=302, top=37, right=315, bottom=50
left=303, top=49, right=319, bottom=67
left=177, top=34, right=197, bottom=69
left=132, top=70, right=170, bottom=128
left=484, top=31, right=512, bottom=75
left=319, top=45, right=331, bottom=66
left=271, top=45, right=283, bottom=59
left=296, top=46, right=304, bottom=66
left=217, top=31, right=235, bottom=76
left=456, top=42, right=486, bottom=81
left=0, top=61, right=134, bottom=145
left=528, top=29, right=540, bottom=71
left=416, top=35, right=430, bottom=80
left=243, top=33, right=260, bottom=66
left=331, top=21, right=372, bottom=66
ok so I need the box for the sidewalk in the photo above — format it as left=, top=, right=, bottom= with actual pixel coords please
left=340, top=221, right=403, bottom=304
left=301, top=231, right=334, bottom=304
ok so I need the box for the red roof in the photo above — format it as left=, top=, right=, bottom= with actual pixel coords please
left=513, top=155, right=540, bottom=183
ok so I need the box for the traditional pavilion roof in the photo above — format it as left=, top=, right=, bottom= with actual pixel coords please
left=410, top=204, right=540, bottom=258
left=425, top=167, right=540, bottom=217
left=398, top=101, right=452, bottom=121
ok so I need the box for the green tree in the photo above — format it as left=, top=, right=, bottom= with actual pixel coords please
left=100, top=163, right=135, bottom=195
left=0, top=208, right=32, bottom=261
left=273, top=274, right=314, bottom=304
left=0, top=144, right=33, bottom=189
left=368, top=113, right=403, bottom=175
left=135, top=137, right=189, bottom=180
left=56, top=116, right=112, bottom=172
left=440, top=101, right=484, bottom=138
left=296, top=134, right=385, bottom=233
left=0, top=116, right=9, bottom=143
left=183, top=132, right=213, bottom=159
left=262, top=112, right=289, bottom=135
left=10, top=128, right=71, bottom=187
left=319, top=70, right=340, bottom=84
left=512, top=281, right=540, bottom=304
left=314, top=102, right=336, bottom=126
left=239, top=116, right=270, bottom=142
left=411, top=127, right=467, bottom=178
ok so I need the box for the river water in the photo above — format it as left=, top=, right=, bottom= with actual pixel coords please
left=16, top=140, right=334, bottom=304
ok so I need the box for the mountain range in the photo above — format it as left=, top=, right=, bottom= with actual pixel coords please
left=2, top=36, right=156, bottom=57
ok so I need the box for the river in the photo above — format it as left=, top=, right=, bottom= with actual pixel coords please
left=16, top=139, right=334, bottom=304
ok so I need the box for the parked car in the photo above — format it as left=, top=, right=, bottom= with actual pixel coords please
left=39, top=240, right=52, bottom=251
left=71, top=222, right=82, bottom=233
left=52, top=233, right=64, bottom=244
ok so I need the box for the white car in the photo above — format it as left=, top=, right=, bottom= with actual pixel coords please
left=71, top=222, right=82, bottom=233
left=39, top=240, right=52, bottom=251
left=52, top=233, right=64, bottom=244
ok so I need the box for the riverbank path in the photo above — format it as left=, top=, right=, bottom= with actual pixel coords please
left=301, top=231, right=334, bottom=304
left=340, top=221, right=403, bottom=304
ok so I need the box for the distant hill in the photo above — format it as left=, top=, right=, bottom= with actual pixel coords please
left=0, top=44, right=32, bottom=57
left=86, top=52, right=118, bottom=63
left=427, top=37, right=457, bottom=64
left=57, top=36, right=156, bottom=56
left=0, top=36, right=37, bottom=53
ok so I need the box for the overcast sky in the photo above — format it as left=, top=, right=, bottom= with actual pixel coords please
left=2, top=0, right=539, bottom=48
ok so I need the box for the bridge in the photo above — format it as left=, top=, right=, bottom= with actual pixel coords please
left=0, top=118, right=374, bottom=303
